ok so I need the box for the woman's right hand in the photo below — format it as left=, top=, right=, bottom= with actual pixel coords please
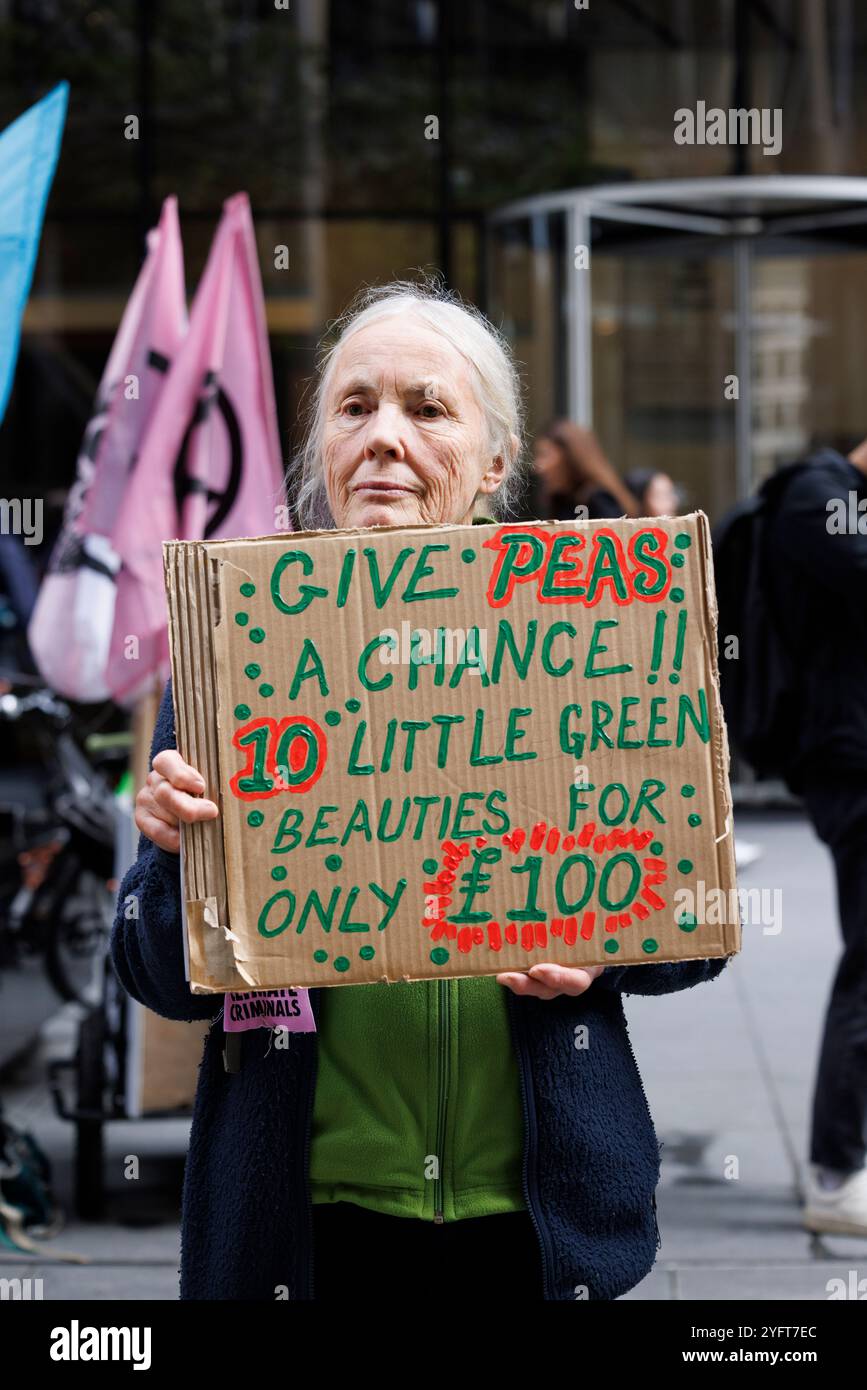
left=135, top=749, right=220, bottom=854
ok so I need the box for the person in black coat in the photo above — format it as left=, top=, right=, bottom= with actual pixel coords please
left=764, top=444, right=867, bottom=1236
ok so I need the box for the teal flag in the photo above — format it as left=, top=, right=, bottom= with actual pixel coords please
left=0, top=82, right=68, bottom=425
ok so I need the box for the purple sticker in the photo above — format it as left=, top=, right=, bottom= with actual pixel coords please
left=223, top=988, right=316, bottom=1033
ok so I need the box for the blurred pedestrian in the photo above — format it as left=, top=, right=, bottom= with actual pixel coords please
left=763, top=442, right=867, bottom=1237
left=624, top=468, right=681, bottom=518
left=532, top=420, right=638, bottom=521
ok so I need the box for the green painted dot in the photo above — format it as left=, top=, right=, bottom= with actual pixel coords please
left=670, top=587, right=684, bottom=602
left=271, top=865, right=287, bottom=881
left=325, top=710, right=341, bottom=726
left=647, top=673, right=658, bottom=684
left=240, top=582, right=256, bottom=597
left=325, top=854, right=342, bottom=871
left=650, top=841, right=664, bottom=856
left=359, top=946, right=375, bottom=961
left=671, top=552, right=685, bottom=567
left=247, top=810, right=265, bottom=827
left=346, top=698, right=361, bottom=713
left=677, top=858, right=694, bottom=874
left=313, top=949, right=328, bottom=964
left=234, top=703, right=251, bottom=719
left=259, top=683, right=274, bottom=697
left=235, top=611, right=249, bottom=626
left=668, top=673, right=680, bottom=684
left=678, top=913, right=698, bottom=932
left=681, top=784, right=695, bottom=797
left=249, top=627, right=265, bottom=643
left=430, top=947, right=450, bottom=966
left=422, top=858, right=439, bottom=875
left=244, top=662, right=261, bottom=679
left=604, top=939, right=620, bottom=954
left=642, top=938, right=659, bottom=954
left=675, top=534, right=691, bottom=549
left=334, top=957, right=350, bottom=973
left=688, top=812, right=701, bottom=827
left=461, top=549, right=476, bottom=563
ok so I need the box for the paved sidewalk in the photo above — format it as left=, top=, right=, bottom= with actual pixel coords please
left=624, top=811, right=867, bottom=1299
left=1, top=811, right=865, bottom=1300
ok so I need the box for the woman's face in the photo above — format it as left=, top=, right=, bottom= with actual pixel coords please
left=533, top=435, right=570, bottom=493
left=644, top=472, right=679, bottom=516
left=322, top=318, right=505, bottom=530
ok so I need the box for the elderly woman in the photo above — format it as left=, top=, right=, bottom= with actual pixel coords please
left=112, top=279, right=728, bottom=1302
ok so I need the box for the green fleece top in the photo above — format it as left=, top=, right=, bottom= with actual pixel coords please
left=310, top=514, right=526, bottom=1221
left=309, top=976, right=526, bottom=1220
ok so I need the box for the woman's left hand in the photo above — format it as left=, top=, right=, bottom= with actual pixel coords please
left=497, top=963, right=606, bottom=1000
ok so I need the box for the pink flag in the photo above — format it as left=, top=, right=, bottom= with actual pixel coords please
left=28, top=197, right=186, bottom=701
left=105, top=193, right=286, bottom=707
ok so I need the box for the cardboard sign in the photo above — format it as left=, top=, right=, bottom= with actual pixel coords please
left=164, top=514, right=739, bottom=993
left=127, top=1006, right=210, bottom=1117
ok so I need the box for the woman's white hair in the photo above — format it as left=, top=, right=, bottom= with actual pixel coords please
left=288, top=273, right=526, bottom=530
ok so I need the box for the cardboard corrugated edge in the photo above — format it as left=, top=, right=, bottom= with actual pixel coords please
left=206, top=552, right=276, bottom=991
left=694, top=511, right=741, bottom=955
left=185, top=896, right=249, bottom=992
left=164, top=539, right=241, bottom=994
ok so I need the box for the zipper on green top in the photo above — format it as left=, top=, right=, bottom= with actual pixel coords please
left=433, top=977, right=451, bottom=1223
